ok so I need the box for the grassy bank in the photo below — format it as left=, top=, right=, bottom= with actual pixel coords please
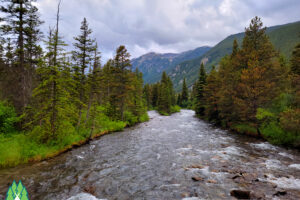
left=0, top=111, right=149, bottom=168
left=157, top=105, right=181, bottom=116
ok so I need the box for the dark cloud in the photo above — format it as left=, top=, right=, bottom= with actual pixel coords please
left=35, top=0, right=300, bottom=61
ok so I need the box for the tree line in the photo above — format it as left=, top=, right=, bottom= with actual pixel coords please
left=189, top=17, right=300, bottom=147
left=143, top=71, right=180, bottom=115
left=0, top=0, right=147, bottom=166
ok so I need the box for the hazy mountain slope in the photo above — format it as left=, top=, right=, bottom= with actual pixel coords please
left=131, top=46, right=211, bottom=83
left=170, top=21, right=300, bottom=91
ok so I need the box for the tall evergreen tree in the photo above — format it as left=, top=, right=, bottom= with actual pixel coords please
left=194, top=63, right=207, bottom=116
left=181, top=78, right=189, bottom=106
left=85, top=43, right=101, bottom=127
left=143, top=84, right=152, bottom=110
left=157, top=72, right=172, bottom=114
left=204, top=66, right=221, bottom=122
left=0, top=0, right=43, bottom=111
left=233, top=17, right=283, bottom=129
left=291, top=42, right=300, bottom=75
left=72, top=17, right=95, bottom=126
left=30, top=0, right=75, bottom=140
left=111, top=45, right=132, bottom=120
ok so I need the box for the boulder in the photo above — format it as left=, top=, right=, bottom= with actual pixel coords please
left=191, top=177, right=204, bottom=181
left=230, top=189, right=251, bottom=199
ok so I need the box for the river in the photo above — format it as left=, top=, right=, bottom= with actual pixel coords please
left=0, top=110, right=299, bottom=199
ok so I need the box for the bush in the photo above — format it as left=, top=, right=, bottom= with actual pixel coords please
left=0, top=101, right=19, bottom=135
left=139, top=113, right=149, bottom=122
left=170, top=105, right=181, bottom=113
left=280, top=108, right=300, bottom=134
left=124, top=111, right=138, bottom=126
left=232, top=123, right=257, bottom=135
left=260, top=121, right=299, bottom=146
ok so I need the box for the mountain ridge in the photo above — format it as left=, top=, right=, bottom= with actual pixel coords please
left=131, top=46, right=211, bottom=83
left=132, top=21, right=300, bottom=91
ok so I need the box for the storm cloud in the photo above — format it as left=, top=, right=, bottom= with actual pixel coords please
left=34, top=0, right=300, bottom=61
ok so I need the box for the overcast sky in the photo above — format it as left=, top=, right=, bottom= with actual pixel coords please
left=34, top=0, right=300, bottom=62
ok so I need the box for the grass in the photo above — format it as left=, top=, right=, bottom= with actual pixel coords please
left=0, top=111, right=149, bottom=168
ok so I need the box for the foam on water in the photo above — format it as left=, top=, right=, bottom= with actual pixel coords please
left=67, top=193, right=106, bottom=200
left=250, top=142, right=277, bottom=151
left=76, top=155, right=84, bottom=159
left=265, top=159, right=283, bottom=169
left=159, top=184, right=181, bottom=189
left=289, top=164, right=300, bottom=170
left=279, top=152, right=293, bottom=159
left=222, top=146, right=241, bottom=155
left=156, top=153, right=161, bottom=160
left=266, top=174, right=300, bottom=190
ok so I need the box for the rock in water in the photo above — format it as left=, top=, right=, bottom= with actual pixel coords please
left=191, top=177, right=203, bottom=181
left=230, top=189, right=251, bottom=199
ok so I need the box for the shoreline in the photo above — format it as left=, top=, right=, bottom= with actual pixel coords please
left=0, top=118, right=148, bottom=169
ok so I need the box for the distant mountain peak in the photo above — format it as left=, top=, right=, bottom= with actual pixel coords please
left=131, top=46, right=211, bottom=84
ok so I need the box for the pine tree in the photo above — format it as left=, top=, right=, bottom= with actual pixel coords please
left=231, top=39, right=239, bottom=58
left=204, top=66, right=221, bottom=122
left=130, top=68, right=146, bottom=118
left=109, top=45, right=132, bottom=120
left=233, top=17, right=283, bottom=130
left=143, top=84, right=152, bottom=110
left=72, top=17, right=95, bottom=126
left=24, top=4, right=43, bottom=67
left=194, top=63, right=207, bottom=116
left=30, top=1, right=75, bottom=141
left=158, top=72, right=171, bottom=114
left=84, top=43, right=101, bottom=140
left=0, top=0, right=43, bottom=111
left=177, top=94, right=182, bottom=106
left=151, top=83, right=159, bottom=108
left=85, top=43, right=101, bottom=128
left=181, top=78, right=188, bottom=107
left=291, top=42, right=300, bottom=75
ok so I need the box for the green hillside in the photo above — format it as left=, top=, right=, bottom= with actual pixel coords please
left=170, top=21, right=300, bottom=91
left=131, top=46, right=211, bottom=84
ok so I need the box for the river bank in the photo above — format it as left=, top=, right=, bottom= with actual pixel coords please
left=0, top=113, right=149, bottom=169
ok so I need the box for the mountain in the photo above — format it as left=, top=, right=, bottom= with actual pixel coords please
left=170, top=21, right=300, bottom=91
left=131, top=46, right=211, bottom=83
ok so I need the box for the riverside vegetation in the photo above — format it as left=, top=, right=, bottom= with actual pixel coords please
left=187, top=17, right=300, bottom=148
left=0, top=1, right=150, bottom=168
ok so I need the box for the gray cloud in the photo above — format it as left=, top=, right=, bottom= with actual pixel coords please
left=35, top=0, right=300, bottom=62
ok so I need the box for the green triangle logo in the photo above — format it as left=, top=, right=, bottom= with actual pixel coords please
left=5, top=180, right=29, bottom=200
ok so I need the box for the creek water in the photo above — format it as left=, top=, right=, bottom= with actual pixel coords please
left=0, top=110, right=299, bottom=199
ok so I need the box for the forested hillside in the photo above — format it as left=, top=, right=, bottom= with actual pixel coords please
left=170, top=21, right=300, bottom=91
left=0, top=1, right=148, bottom=167
left=131, top=46, right=211, bottom=84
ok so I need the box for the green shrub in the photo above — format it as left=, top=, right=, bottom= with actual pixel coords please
left=170, top=105, right=181, bottom=113
left=232, top=123, right=257, bottom=135
left=260, top=121, right=299, bottom=146
left=123, top=111, right=138, bottom=126
left=139, top=113, right=149, bottom=122
left=0, top=101, right=19, bottom=135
